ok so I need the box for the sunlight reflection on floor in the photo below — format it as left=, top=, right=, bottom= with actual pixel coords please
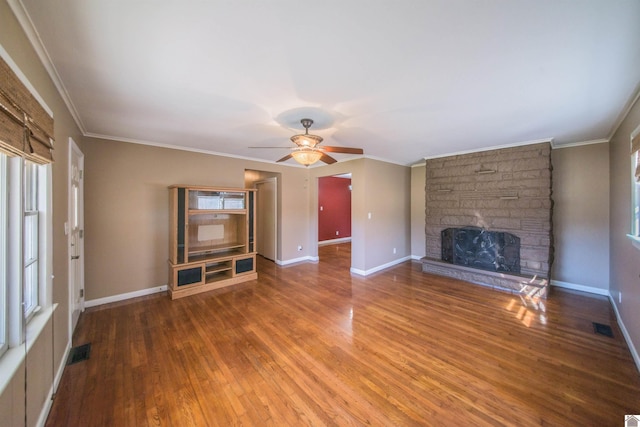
left=506, top=294, right=547, bottom=328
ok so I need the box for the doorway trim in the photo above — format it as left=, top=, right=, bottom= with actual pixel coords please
left=316, top=173, right=354, bottom=270
left=254, top=178, right=278, bottom=262
left=68, top=137, right=85, bottom=337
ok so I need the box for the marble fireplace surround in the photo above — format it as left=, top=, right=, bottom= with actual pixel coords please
left=421, top=143, right=553, bottom=298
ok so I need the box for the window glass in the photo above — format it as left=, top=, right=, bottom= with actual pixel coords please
left=23, top=161, right=39, bottom=318
left=634, top=151, right=640, bottom=237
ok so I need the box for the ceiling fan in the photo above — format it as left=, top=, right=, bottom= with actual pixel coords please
left=251, top=118, right=364, bottom=166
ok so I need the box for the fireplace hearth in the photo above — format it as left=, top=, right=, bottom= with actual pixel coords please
left=442, top=227, right=520, bottom=274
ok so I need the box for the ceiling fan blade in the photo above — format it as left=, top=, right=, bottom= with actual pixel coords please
left=248, top=146, right=291, bottom=149
left=276, top=154, right=293, bottom=163
left=321, top=146, right=364, bottom=154
left=320, top=153, right=337, bottom=164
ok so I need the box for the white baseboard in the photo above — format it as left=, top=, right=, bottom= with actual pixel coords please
left=318, top=237, right=352, bottom=246
left=276, top=256, right=319, bottom=266
left=608, top=293, right=640, bottom=374
left=410, top=254, right=424, bottom=261
left=550, top=279, right=609, bottom=296
left=350, top=256, right=411, bottom=276
left=85, top=285, right=167, bottom=308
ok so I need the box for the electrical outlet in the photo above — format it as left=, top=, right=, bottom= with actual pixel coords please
left=393, top=248, right=396, bottom=254
left=297, top=245, right=303, bottom=251
left=368, top=212, right=372, bottom=219
left=336, top=231, right=339, bottom=235
left=619, top=291, right=622, bottom=304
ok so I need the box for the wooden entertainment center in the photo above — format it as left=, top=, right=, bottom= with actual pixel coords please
left=167, top=185, right=257, bottom=299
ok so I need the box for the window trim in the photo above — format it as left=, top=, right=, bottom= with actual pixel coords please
left=629, top=125, right=640, bottom=251
left=0, top=154, right=54, bottom=394
left=0, top=155, right=7, bottom=358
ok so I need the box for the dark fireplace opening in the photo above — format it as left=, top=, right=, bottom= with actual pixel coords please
left=442, top=227, right=520, bottom=274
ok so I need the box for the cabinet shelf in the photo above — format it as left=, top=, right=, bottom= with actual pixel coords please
left=206, top=265, right=232, bottom=274
left=168, top=185, right=257, bottom=299
left=188, top=209, right=246, bottom=215
left=189, top=243, right=245, bottom=256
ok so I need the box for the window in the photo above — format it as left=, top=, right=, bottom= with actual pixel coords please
left=0, top=152, right=51, bottom=359
left=0, top=50, right=55, bottom=368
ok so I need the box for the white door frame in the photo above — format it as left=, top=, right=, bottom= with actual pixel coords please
left=255, top=178, right=277, bottom=261
left=68, top=138, right=85, bottom=336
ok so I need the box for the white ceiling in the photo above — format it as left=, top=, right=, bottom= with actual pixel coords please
left=10, top=0, right=640, bottom=166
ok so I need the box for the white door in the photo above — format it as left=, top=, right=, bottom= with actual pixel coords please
left=255, top=178, right=277, bottom=261
left=69, top=138, right=85, bottom=334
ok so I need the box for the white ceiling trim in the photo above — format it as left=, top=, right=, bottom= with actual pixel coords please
left=606, top=81, right=640, bottom=142
left=83, top=131, right=313, bottom=168
left=7, top=0, right=86, bottom=132
left=423, top=137, right=554, bottom=160
left=551, top=138, right=609, bottom=150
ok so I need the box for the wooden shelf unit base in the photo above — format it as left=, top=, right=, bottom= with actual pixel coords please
left=168, top=271, right=257, bottom=300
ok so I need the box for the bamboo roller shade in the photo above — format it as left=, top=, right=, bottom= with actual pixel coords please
left=0, top=55, right=54, bottom=164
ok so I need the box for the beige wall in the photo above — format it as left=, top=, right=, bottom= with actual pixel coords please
left=411, top=164, right=426, bottom=259
left=609, top=94, right=640, bottom=364
left=362, top=159, right=411, bottom=270
left=551, top=143, right=610, bottom=290
left=83, top=137, right=312, bottom=300
left=1, top=1, right=84, bottom=424
left=307, top=158, right=411, bottom=273
left=83, top=140, right=412, bottom=298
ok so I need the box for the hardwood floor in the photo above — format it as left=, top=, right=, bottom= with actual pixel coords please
left=47, top=243, right=640, bottom=426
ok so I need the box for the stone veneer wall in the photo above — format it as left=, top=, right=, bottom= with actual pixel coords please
left=425, top=142, right=553, bottom=279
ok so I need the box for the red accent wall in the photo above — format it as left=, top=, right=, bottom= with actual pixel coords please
left=318, top=176, right=352, bottom=241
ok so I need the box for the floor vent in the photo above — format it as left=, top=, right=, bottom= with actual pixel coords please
left=593, top=322, right=614, bottom=338
left=67, top=343, right=91, bottom=365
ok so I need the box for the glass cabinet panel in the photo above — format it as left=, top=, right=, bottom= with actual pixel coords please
left=188, top=190, right=245, bottom=210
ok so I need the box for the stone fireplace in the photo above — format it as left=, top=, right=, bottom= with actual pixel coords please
left=421, top=143, right=553, bottom=298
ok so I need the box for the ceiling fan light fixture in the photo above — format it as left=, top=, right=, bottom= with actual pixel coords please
left=290, top=118, right=323, bottom=148
left=291, top=148, right=323, bottom=166
left=290, top=133, right=323, bottom=147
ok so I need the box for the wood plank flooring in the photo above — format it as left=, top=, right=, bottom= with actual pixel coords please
left=46, top=243, right=640, bottom=426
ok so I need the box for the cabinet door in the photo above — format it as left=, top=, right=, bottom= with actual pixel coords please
left=174, top=264, right=204, bottom=287
left=178, top=187, right=187, bottom=263
left=248, top=190, right=255, bottom=253
left=169, top=187, right=187, bottom=264
left=234, top=255, right=255, bottom=275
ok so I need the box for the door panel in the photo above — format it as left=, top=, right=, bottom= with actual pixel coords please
left=69, top=139, right=84, bottom=334
left=256, top=179, right=277, bottom=261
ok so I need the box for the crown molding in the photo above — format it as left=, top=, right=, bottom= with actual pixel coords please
left=607, top=80, right=640, bottom=141
left=551, top=138, right=609, bottom=149
left=84, top=132, right=313, bottom=167
left=7, top=0, right=86, bottom=133
left=423, top=137, right=554, bottom=160
left=361, top=154, right=409, bottom=167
